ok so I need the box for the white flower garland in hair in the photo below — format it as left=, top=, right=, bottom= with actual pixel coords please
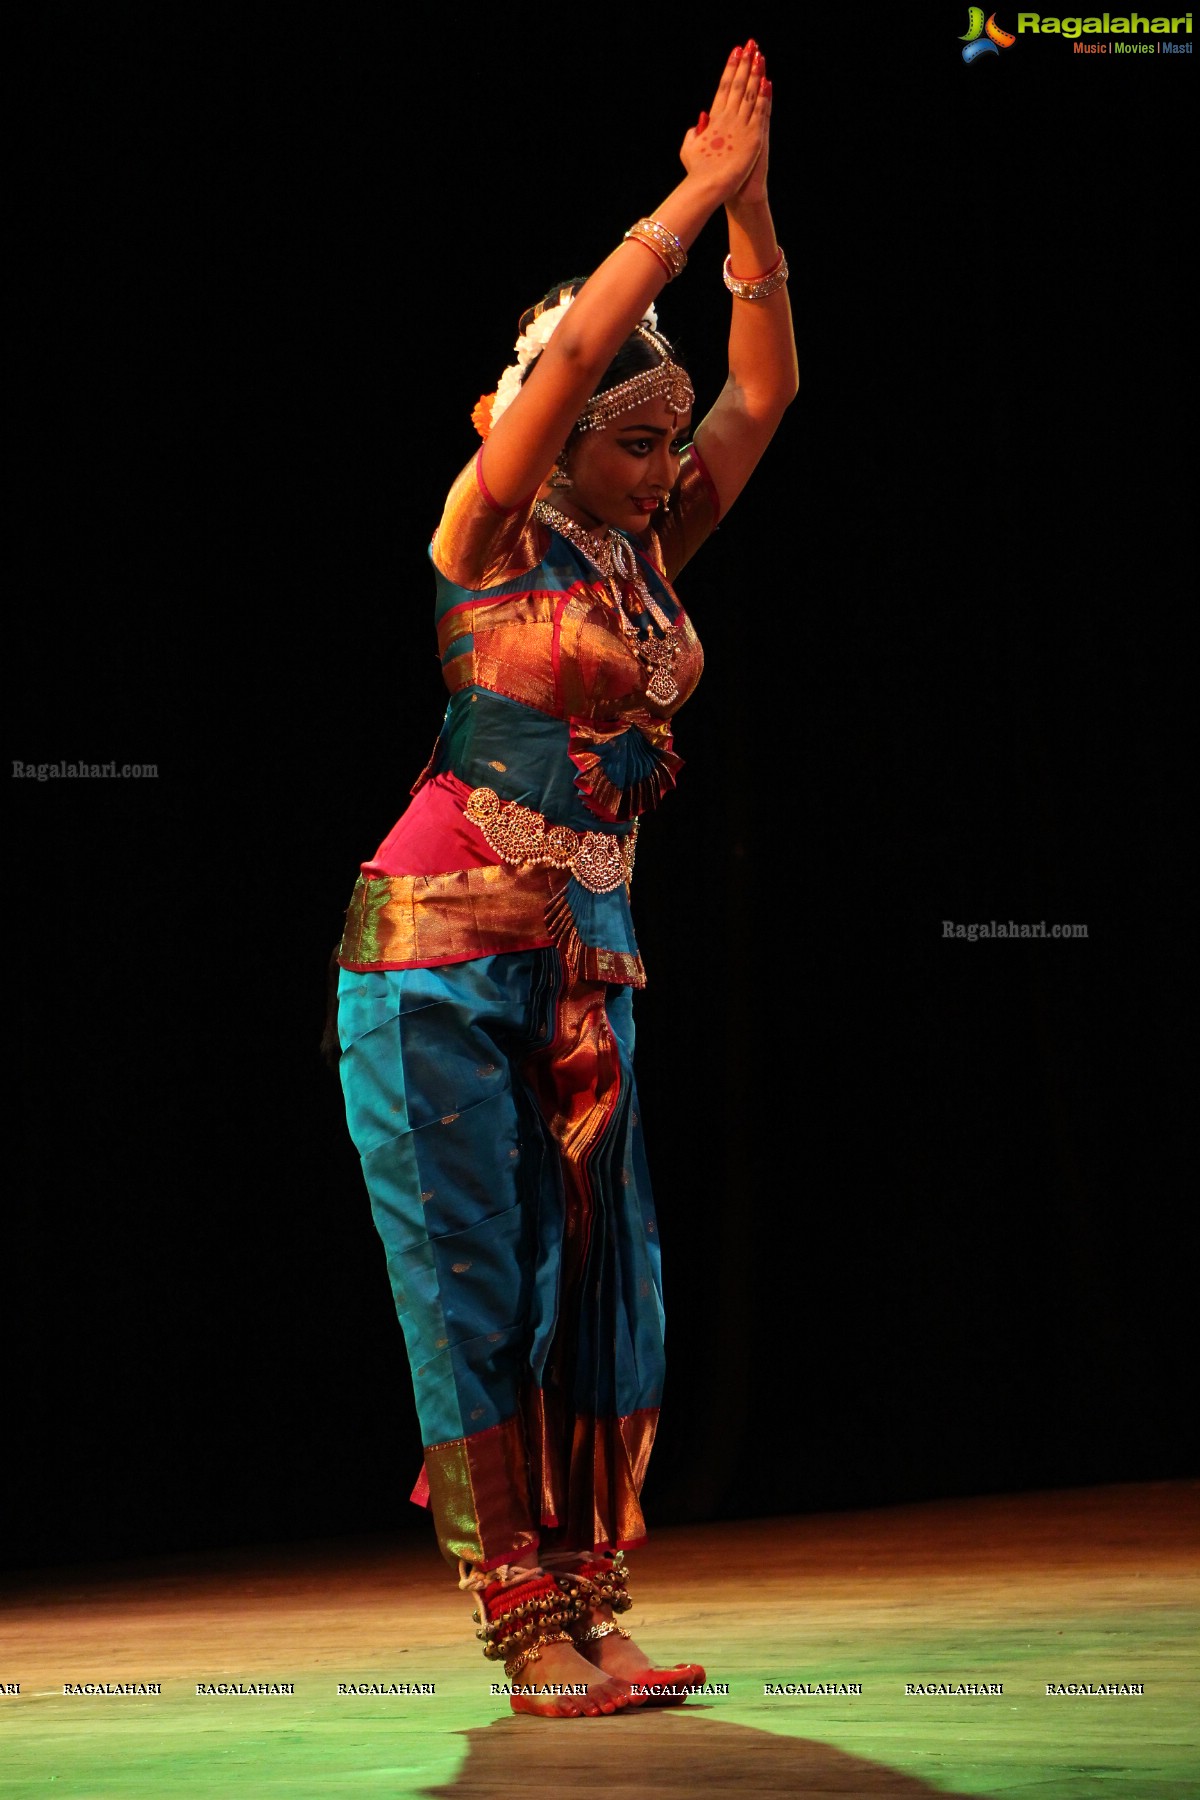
left=481, top=296, right=660, bottom=435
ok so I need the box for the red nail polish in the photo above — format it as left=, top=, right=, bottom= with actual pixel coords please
left=731, top=44, right=742, bottom=59
left=762, top=78, right=772, bottom=97
left=697, top=110, right=709, bottom=131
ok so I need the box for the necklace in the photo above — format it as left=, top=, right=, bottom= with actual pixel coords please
left=534, top=501, right=681, bottom=706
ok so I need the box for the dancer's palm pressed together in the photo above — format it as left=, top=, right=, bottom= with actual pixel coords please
left=680, top=39, right=771, bottom=200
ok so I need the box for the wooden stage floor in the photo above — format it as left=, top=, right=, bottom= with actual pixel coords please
left=2, top=1482, right=1196, bottom=1799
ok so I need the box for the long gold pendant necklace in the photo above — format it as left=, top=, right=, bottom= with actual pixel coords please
left=535, top=501, right=681, bottom=706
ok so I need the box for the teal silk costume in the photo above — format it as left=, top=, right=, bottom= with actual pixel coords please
left=336, top=445, right=718, bottom=1572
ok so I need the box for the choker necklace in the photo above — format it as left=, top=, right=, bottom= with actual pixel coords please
left=534, top=501, right=681, bottom=706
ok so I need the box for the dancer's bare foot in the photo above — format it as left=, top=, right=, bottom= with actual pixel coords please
left=573, top=1604, right=705, bottom=1702
left=507, top=1634, right=635, bottom=1718
left=572, top=1607, right=661, bottom=1683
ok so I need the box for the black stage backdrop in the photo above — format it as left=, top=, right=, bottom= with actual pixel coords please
left=9, top=10, right=1192, bottom=1572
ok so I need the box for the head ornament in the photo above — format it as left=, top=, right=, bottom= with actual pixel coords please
left=575, top=324, right=694, bottom=431
left=471, top=296, right=692, bottom=440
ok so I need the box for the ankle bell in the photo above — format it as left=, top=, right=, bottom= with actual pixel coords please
left=469, top=1569, right=579, bottom=1663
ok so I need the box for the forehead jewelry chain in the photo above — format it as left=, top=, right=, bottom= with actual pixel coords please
left=534, top=502, right=682, bottom=706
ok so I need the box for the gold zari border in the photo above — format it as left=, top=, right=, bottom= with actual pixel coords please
left=338, top=864, right=560, bottom=970
left=421, top=1404, right=659, bottom=1569
left=337, top=863, right=646, bottom=987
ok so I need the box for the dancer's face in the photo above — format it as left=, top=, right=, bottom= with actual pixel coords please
left=557, top=396, right=693, bottom=536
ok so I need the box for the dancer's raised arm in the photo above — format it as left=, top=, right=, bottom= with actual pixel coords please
left=692, top=41, right=800, bottom=517
left=479, top=43, right=773, bottom=509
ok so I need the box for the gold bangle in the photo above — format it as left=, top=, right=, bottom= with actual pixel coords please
left=625, top=217, right=687, bottom=280
left=625, top=235, right=673, bottom=279
left=723, top=248, right=789, bottom=302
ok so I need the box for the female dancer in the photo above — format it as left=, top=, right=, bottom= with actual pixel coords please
left=335, top=39, right=797, bottom=1718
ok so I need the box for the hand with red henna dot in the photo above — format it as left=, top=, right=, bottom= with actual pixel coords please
left=679, top=39, right=769, bottom=197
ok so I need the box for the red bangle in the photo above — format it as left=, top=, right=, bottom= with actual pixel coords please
left=725, top=247, right=785, bottom=284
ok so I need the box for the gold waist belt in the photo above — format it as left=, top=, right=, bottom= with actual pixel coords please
left=465, top=786, right=636, bottom=895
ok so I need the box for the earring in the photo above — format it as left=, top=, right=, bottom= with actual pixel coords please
left=548, top=460, right=573, bottom=490
left=659, top=491, right=671, bottom=512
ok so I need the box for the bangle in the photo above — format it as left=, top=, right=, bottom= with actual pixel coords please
left=723, top=248, right=789, bottom=302
left=626, top=236, right=673, bottom=279
left=729, top=248, right=784, bottom=283
left=624, top=217, right=687, bottom=280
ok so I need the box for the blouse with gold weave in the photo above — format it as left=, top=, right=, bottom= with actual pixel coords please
left=337, top=444, right=718, bottom=988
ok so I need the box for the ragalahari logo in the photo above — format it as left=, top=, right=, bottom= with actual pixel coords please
left=960, top=8, right=1017, bottom=59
